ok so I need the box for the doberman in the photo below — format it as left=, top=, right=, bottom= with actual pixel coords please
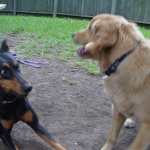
left=0, top=40, right=66, bottom=150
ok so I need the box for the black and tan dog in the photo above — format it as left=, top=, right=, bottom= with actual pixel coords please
left=0, top=40, right=66, bottom=150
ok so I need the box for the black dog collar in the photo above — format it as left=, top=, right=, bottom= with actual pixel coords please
left=105, top=41, right=141, bottom=76
left=0, top=95, right=18, bottom=104
left=2, top=97, right=18, bottom=104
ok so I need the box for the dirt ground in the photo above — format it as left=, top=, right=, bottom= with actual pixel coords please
left=0, top=33, right=147, bottom=150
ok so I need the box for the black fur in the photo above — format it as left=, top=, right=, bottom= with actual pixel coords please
left=0, top=40, right=61, bottom=150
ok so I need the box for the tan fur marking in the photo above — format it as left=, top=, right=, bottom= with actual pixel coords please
left=20, top=110, right=33, bottom=122
left=12, top=142, right=19, bottom=150
left=37, top=134, right=66, bottom=150
left=14, top=145, right=19, bottom=150
left=3, top=63, right=10, bottom=68
left=1, top=119, right=14, bottom=129
left=0, top=78, right=24, bottom=95
left=13, top=61, right=18, bottom=67
left=5, top=41, right=8, bottom=47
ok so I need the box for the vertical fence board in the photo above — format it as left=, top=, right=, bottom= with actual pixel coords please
left=122, top=0, right=127, bottom=18
left=126, top=0, right=130, bottom=19
left=88, top=0, right=92, bottom=15
left=62, top=0, right=65, bottom=14
left=116, top=0, right=122, bottom=15
left=94, top=0, right=97, bottom=15
left=135, top=0, right=141, bottom=21
left=53, top=0, right=57, bottom=17
left=144, top=0, right=150, bottom=22
left=73, top=0, right=77, bottom=15
left=129, top=0, right=134, bottom=20
left=65, top=0, right=69, bottom=14
left=97, top=0, right=101, bottom=14
left=140, top=0, right=146, bottom=22
left=86, top=0, right=90, bottom=16
left=78, top=0, right=81, bottom=15
left=82, top=0, right=86, bottom=16
left=111, top=0, right=116, bottom=14
left=100, top=0, right=103, bottom=14
left=13, top=0, right=16, bottom=15
left=57, top=0, right=61, bottom=14
left=105, top=0, right=108, bottom=13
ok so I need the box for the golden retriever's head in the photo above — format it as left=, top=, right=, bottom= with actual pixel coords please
left=72, top=14, right=144, bottom=73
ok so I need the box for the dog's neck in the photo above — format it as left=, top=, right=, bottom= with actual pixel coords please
left=105, top=41, right=141, bottom=76
left=98, top=27, right=144, bottom=74
left=99, top=41, right=138, bottom=74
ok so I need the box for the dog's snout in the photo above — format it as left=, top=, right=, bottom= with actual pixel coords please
left=72, top=33, right=75, bottom=38
left=23, top=84, right=32, bottom=93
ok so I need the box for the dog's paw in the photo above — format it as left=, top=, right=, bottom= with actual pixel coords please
left=100, top=143, right=114, bottom=150
left=124, top=118, right=135, bottom=128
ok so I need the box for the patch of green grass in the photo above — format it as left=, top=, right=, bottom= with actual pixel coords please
left=0, top=16, right=88, bottom=47
left=73, top=81, right=80, bottom=84
left=69, top=60, right=100, bottom=74
left=0, top=16, right=150, bottom=74
left=62, top=77, right=68, bottom=81
left=0, top=16, right=85, bottom=66
left=139, top=27, right=150, bottom=38
left=49, top=54, right=55, bottom=60
left=56, top=55, right=67, bottom=61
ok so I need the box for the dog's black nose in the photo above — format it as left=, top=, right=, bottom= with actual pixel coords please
left=23, top=84, right=32, bottom=93
left=72, top=33, right=75, bottom=38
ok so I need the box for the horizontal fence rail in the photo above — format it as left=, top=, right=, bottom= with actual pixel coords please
left=0, top=0, right=150, bottom=24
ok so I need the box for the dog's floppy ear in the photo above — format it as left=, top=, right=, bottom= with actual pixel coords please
left=92, top=21, right=119, bottom=51
left=0, top=40, right=9, bottom=53
left=93, top=24, right=99, bottom=35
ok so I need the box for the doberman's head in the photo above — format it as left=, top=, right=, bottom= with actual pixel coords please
left=0, top=40, right=32, bottom=99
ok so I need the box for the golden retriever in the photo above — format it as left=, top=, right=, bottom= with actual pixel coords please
left=72, top=14, right=150, bottom=150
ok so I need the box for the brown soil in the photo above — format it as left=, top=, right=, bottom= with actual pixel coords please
left=0, top=33, right=146, bottom=150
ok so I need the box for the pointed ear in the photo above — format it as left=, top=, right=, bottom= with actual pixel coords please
left=1, top=40, right=9, bottom=53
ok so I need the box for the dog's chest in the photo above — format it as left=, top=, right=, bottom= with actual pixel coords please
left=103, top=76, right=134, bottom=117
left=0, top=100, right=28, bottom=121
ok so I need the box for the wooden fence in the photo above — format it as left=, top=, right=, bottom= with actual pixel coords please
left=0, top=0, right=150, bottom=24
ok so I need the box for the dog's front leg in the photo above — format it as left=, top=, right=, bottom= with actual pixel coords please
left=101, top=105, right=126, bottom=150
left=0, top=129, right=19, bottom=150
left=0, top=120, right=18, bottom=150
left=30, top=123, right=66, bottom=150
left=127, top=122, right=150, bottom=150
left=20, top=109, right=66, bottom=150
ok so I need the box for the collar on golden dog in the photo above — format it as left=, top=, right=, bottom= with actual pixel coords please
left=105, top=41, right=141, bottom=76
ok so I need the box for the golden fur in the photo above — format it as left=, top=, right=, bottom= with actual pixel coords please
left=72, top=14, right=150, bottom=150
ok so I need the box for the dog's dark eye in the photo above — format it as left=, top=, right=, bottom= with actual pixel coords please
left=1, top=69, right=7, bottom=74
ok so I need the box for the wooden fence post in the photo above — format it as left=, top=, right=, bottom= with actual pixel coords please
left=53, top=0, right=58, bottom=17
left=144, top=0, right=149, bottom=22
left=111, top=0, right=116, bottom=14
left=13, top=0, right=17, bottom=15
